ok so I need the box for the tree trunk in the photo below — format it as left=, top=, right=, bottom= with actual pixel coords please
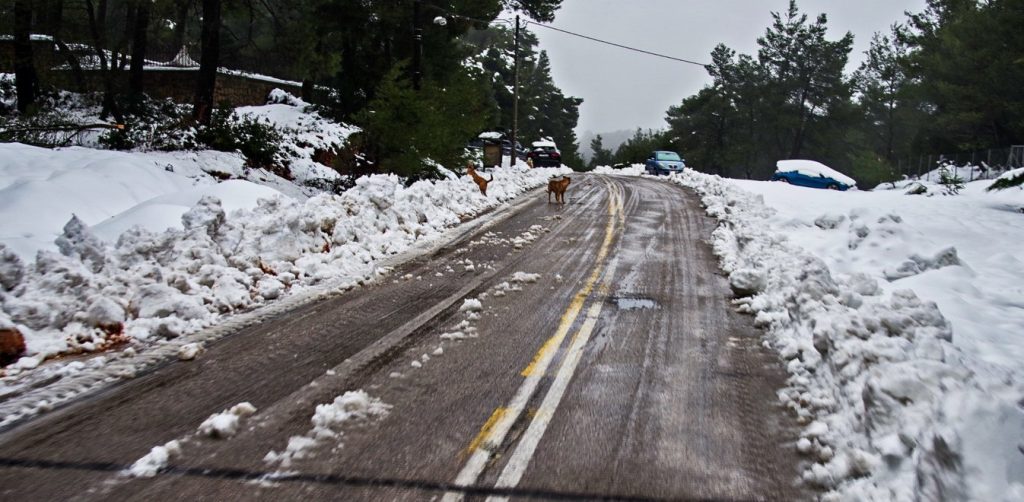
left=886, top=102, right=895, bottom=162
left=172, top=0, right=190, bottom=51
left=301, top=79, right=314, bottom=102
left=13, top=0, right=39, bottom=114
left=790, top=88, right=810, bottom=158
left=129, top=0, right=151, bottom=103
left=38, top=0, right=64, bottom=38
left=193, top=0, right=222, bottom=125
left=84, top=0, right=122, bottom=121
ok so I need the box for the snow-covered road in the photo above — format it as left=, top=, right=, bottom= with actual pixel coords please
left=0, top=174, right=804, bottom=500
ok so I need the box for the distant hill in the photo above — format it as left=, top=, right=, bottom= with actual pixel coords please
left=578, top=129, right=635, bottom=162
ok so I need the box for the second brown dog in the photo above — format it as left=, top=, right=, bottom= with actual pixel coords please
left=548, top=176, right=571, bottom=205
left=467, top=163, right=493, bottom=196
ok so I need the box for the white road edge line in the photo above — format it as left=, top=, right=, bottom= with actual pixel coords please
left=487, top=295, right=610, bottom=501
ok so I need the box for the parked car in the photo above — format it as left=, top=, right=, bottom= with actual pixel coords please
left=644, top=151, right=686, bottom=175
left=772, top=160, right=856, bottom=190
left=502, top=140, right=528, bottom=160
left=528, top=140, right=561, bottom=167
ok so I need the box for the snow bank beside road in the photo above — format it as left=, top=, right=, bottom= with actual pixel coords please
left=593, top=164, right=645, bottom=176
left=0, top=164, right=567, bottom=381
left=0, top=143, right=295, bottom=260
left=0, top=161, right=567, bottom=427
left=733, top=177, right=1024, bottom=373
left=670, top=171, right=1024, bottom=500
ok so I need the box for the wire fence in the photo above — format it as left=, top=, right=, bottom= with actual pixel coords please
left=895, top=146, right=1023, bottom=182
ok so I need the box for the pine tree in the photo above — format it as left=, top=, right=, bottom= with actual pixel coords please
left=355, top=64, right=493, bottom=178
left=589, top=134, right=613, bottom=169
left=612, top=129, right=671, bottom=166
left=854, top=27, right=912, bottom=162
left=757, top=0, right=853, bottom=159
left=905, top=0, right=1024, bottom=150
left=467, top=25, right=583, bottom=168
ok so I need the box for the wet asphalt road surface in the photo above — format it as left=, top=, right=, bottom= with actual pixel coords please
left=0, top=174, right=806, bottom=501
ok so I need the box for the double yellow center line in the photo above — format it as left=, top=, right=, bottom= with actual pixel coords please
left=444, top=178, right=625, bottom=501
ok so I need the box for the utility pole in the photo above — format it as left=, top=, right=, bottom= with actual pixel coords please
left=412, top=0, right=423, bottom=91
left=510, top=15, right=521, bottom=167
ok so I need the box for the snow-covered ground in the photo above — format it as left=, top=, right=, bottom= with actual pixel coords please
left=636, top=166, right=1024, bottom=500
left=0, top=143, right=291, bottom=260
left=0, top=92, right=361, bottom=261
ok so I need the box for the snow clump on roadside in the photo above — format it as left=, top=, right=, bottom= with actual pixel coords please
left=177, top=342, right=204, bottom=361
left=197, top=402, right=258, bottom=439
left=264, top=390, right=389, bottom=468
left=459, top=298, right=483, bottom=313
left=670, top=170, right=1024, bottom=500
left=126, top=440, right=182, bottom=478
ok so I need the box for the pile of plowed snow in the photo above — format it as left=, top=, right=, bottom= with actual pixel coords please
left=0, top=159, right=568, bottom=370
left=668, top=169, right=1024, bottom=501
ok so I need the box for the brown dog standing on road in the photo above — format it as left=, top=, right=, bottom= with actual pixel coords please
left=467, top=163, right=493, bottom=196
left=548, top=176, right=571, bottom=205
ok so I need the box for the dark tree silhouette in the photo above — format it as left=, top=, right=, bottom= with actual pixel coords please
left=13, top=0, right=38, bottom=114
left=193, top=0, right=221, bottom=125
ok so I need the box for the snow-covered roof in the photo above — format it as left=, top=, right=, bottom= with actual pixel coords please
left=776, top=159, right=856, bottom=186
left=478, top=131, right=503, bottom=140
left=532, top=140, right=556, bottom=148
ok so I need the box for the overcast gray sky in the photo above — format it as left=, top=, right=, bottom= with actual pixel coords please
left=531, top=0, right=926, bottom=138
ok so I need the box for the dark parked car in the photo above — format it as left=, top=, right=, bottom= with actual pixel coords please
left=502, top=140, right=528, bottom=160
left=644, top=151, right=686, bottom=175
left=528, top=141, right=561, bottom=167
left=771, top=160, right=856, bottom=190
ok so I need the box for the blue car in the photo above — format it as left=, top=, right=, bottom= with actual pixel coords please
left=645, top=151, right=686, bottom=175
left=771, top=160, right=856, bottom=191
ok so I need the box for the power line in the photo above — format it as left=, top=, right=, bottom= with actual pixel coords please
left=525, top=21, right=710, bottom=68
left=424, top=5, right=709, bottom=68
